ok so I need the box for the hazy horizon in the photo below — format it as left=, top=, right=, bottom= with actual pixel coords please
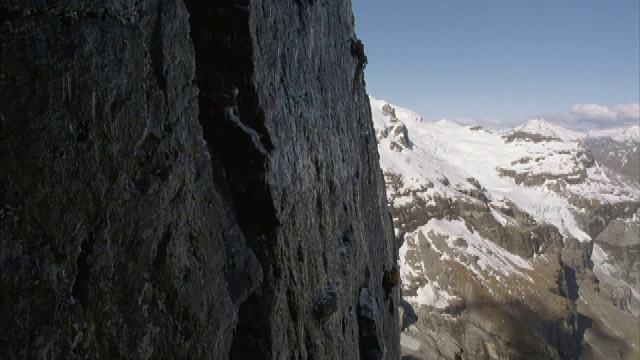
left=353, top=0, right=640, bottom=131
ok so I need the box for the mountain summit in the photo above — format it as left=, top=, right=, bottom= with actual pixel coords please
left=514, top=118, right=587, bottom=141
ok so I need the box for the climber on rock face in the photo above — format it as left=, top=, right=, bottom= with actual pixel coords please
left=383, top=265, right=399, bottom=301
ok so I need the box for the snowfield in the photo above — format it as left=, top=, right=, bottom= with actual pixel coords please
left=370, top=96, right=639, bottom=242
left=372, top=95, right=639, bottom=307
left=422, top=219, right=533, bottom=279
left=372, top=96, right=640, bottom=358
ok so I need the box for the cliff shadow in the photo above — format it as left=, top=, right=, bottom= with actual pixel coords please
left=563, top=265, right=579, bottom=301
left=452, top=297, right=625, bottom=359
left=184, top=1, right=279, bottom=358
left=575, top=313, right=593, bottom=359
left=399, top=298, right=418, bottom=331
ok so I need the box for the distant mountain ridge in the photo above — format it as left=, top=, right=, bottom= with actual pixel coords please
left=588, top=125, right=640, bottom=142
left=510, top=117, right=640, bottom=142
left=370, top=96, right=640, bottom=359
left=514, top=118, right=587, bottom=141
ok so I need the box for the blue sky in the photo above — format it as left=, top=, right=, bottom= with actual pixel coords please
left=352, top=0, right=640, bottom=129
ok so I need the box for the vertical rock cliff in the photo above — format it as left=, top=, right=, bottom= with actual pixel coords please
left=0, top=1, right=400, bottom=358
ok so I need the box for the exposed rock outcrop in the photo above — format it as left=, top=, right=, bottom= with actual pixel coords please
left=0, top=1, right=399, bottom=358
left=377, top=102, right=411, bottom=152
left=592, top=211, right=640, bottom=315
left=587, top=137, right=640, bottom=184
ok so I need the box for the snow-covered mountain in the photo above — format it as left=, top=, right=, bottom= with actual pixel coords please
left=370, top=96, right=640, bottom=359
left=514, top=118, right=587, bottom=141
left=508, top=118, right=639, bottom=143
left=589, top=125, right=640, bottom=142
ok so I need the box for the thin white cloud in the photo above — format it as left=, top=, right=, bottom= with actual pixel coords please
left=570, top=103, right=617, bottom=120
left=556, top=103, right=640, bottom=130
left=570, top=102, right=640, bottom=121
left=438, top=103, right=639, bottom=132
left=440, top=117, right=521, bottom=130
left=613, top=103, right=640, bottom=119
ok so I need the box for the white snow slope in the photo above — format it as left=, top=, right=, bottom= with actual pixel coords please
left=514, top=118, right=587, bottom=141
left=588, top=125, right=640, bottom=142
left=371, top=96, right=639, bottom=310
left=511, top=118, right=639, bottom=142
left=371, top=96, right=638, bottom=242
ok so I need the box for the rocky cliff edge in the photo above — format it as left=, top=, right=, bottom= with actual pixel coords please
left=0, top=1, right=400, bottom=358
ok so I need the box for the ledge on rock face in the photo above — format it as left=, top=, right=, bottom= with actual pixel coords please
left=358, top=287, right=384, bottom=360
left=503, top=131, right=561, bottom=143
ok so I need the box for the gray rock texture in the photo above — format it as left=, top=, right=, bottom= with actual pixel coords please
left=586, top=138, right=640, bottom=184
left=593, top=211, right=640, bottom=315
left=1, top=0, right=400, bottom=358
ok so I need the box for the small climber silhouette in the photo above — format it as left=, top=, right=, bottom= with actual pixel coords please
left=382, top=266, right=399, bottom=301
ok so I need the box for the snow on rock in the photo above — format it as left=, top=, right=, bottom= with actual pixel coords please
left=591, top=243, right=617, bottom=278
left=370, top=96, right=423, bottom=127
left=588, top=125, right=640, bottom=142
left=405, top=281, right=458, bottom=309
left=422, top=219, right=533, bottom=280
left=592, top=243, right=640, bottom=315
left=370, top=96, right=640, bottom=357
left=368, top=96, right=630, bottom=242
left=400, top=333, right=421, bottom=351
left=514, top=118, right=587, bottom=141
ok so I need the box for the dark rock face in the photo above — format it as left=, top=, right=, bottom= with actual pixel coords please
left=313, top=289, right=338, bottom=319
left=358, top=288, right=384, bottom=360
left=571, top=199, right=639, bottom=239
left=502, top=131, right=560, bottom=143
left=593, top=213, right=640, bottom=315
left=586, top=138, right=640, bottom=184
left=1, top=0, right=399, bottom=358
